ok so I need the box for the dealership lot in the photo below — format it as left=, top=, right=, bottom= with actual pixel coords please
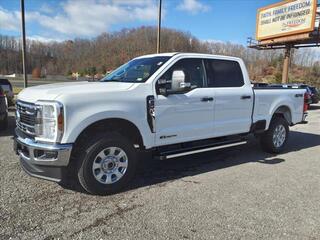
left=1, top=105, right=320, bottom=240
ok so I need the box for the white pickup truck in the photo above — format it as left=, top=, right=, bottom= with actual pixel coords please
left=14, top=53, right=308, bottom=195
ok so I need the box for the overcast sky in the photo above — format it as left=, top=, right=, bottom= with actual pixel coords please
left=0, top=0, right=281, bottom=44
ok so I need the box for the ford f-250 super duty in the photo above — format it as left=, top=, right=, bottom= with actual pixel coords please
left=14, top=53, right=308, bottom=195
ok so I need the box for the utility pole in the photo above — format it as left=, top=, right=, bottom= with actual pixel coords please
left=282, top=45, right=291, bottom=84
left=20, top=0, right=28, bottom=88
left=157, top=0, right=162, bottom=53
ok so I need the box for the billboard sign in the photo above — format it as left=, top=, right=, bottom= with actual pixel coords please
left=256, top=0, right=317, bottom=40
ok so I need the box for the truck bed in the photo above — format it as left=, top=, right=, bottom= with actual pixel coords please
left=253, top=87, right=305, bottom=129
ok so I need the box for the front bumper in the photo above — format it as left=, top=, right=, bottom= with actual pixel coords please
left=14, top=134, right=73, bottom=182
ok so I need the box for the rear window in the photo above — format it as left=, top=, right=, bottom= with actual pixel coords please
left=0, top=84, right=11, bottom=92
left=0, top=79, right=12, bottom=91
left=205, top=59, right=244, bottom=87
left=0, top=79, right=10, bottom=84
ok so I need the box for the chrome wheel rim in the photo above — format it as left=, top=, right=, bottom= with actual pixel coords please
left=272, top=125, right=286, bottom=148
left=92, top=147, right=128, bottom=184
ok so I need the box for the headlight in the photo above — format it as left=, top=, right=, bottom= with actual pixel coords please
left=34, top=101, right=64, bottom=143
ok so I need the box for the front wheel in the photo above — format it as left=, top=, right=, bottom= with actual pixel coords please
left=77, top=132, right=138, bottom=195
left=260, top=117, right=289, bottom=153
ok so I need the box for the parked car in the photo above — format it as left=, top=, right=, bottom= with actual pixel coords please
left=0, top=78, right=14, bottom=106
left=309, top=86, right=319, bottom=104
left=14, top=53, right=308, bottom=195
left=0, top=86, right=8, bottom=130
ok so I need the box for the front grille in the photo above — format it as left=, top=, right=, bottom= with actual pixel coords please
left=16, top=101, right=37, bottom=136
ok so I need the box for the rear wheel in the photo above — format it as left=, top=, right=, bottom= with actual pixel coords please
left=77, top=132, right=138, bottom=195
left=260, top=117, right=289, bottom=153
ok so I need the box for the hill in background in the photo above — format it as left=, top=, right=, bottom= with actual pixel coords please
left=0, top=26, right=319, bottom=87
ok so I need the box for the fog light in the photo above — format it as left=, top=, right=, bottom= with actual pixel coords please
left=34, top=149, right=58, bottom=160
left=44, top=151, right=58, bottom=159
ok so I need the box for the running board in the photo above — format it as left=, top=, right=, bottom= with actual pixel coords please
left=157, top=140, right=247, bottom=160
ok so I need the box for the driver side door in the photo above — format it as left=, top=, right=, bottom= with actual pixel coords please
left=154, top=58, right=215, bottom=146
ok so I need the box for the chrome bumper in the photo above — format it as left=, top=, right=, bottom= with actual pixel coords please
left=298, top=112, right=308, bottom=124
left=302, top=112, right=308, bottom=123
left=15, top=136, right=73, bottom=167
left=303, top=112, right=308, bottom=121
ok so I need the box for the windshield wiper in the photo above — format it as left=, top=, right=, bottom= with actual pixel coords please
left=100, top=79, right=121, bottom=82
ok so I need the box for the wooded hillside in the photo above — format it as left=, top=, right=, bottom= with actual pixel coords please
left=0, top=26, right=319, bottom=87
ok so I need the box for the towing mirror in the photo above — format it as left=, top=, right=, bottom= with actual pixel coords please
left=158, top=70, right=191, bottom=96
left=171, top=70, right=190, bottom=92
left=157, top=78, right=170, bottom=96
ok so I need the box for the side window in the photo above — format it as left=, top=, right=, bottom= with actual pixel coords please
left=205, top=59, right=244, bottom=87
left=160, top=58, right=205, bottom=89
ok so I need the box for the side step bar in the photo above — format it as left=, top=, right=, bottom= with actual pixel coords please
left=157, top=140, right=247, bottom=160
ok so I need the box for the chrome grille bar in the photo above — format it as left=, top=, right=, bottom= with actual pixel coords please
left=16, top=101, right=37, bottom=136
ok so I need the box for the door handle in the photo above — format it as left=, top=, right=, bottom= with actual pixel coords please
left=201, top=97, right=214, bottom=102
left=241, top=95, right=251, bottom=99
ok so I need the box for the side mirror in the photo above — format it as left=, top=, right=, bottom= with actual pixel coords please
left=171, top=70, right=190, bottom=92
left=157, top=79, right=169, bottom=96
left=157, top=70, right=191, bottom=96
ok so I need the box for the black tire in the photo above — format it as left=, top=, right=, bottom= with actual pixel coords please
left=76, top=132, right=138, bottom=195
left=0, top=113, right=8, bottom=130
left=260, top=117, right=289, bottom=153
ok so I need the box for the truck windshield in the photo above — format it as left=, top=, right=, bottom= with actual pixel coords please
left=101, top=56, right=171, bottom=83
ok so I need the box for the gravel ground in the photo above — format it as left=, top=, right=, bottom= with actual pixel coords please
left=1, top=105, right=320, bottom=240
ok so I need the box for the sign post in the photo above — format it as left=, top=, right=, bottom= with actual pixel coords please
left=20, top=0, right=28, bottom=88
left=282, top=46, right=291, bottom=84
left=157, top=0, right=162, bottom=54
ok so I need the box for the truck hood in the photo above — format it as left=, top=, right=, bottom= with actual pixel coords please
left=18, top=81, right=135, bottom=103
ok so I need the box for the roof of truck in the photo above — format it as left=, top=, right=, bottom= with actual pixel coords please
left=135, top=52, right=242, bottom=61
left=135, top=52, right=178, bottom=58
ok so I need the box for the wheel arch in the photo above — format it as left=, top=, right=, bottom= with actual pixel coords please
left=73, top=118, right=145, bottom=150
left=271, top=105, right=292, bottom=125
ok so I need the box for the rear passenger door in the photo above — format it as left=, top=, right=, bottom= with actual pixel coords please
left=204, top=59, right=253, bottom=137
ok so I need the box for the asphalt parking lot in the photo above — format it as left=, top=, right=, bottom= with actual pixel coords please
left=1, top=105, right=320, bottom=240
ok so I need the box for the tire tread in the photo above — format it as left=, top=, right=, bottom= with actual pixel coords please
left=75, top=131, right=138, bottom=195
left=260, top=117, right=289, bottom=153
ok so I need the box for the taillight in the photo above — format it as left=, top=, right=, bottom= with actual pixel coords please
left=0, top=91, right=4, bottom=97
left=303, top=92, right=309, bottom=112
